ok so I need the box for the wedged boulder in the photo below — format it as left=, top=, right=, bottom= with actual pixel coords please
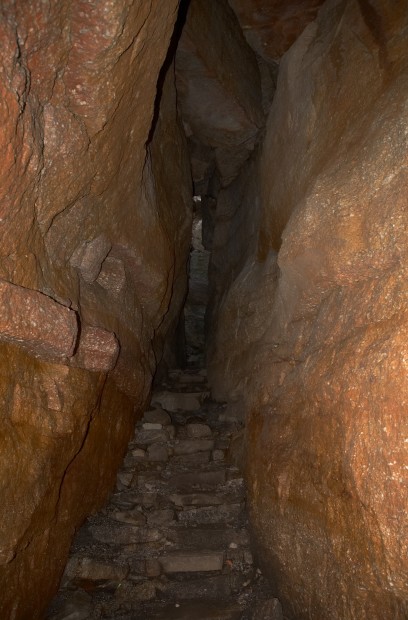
left=176, top=0, right=264, bottom=186
left=208, top=1, right=408, bottom=617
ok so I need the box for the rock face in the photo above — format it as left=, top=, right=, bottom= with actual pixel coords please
left=176, top=0, right=264, bottom=188
left=227, top=0, right=324, bottom=62
left=208, top=1, right=408, bottom=618
left=0, top=1, right=191, bottom=617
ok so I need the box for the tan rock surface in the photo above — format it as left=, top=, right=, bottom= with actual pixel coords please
left=209, top=1, right=408, bottom=617
left=0, top=1, right=191, bottom=617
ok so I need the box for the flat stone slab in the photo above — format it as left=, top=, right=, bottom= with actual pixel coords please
left=169, top=493, right=224, bottom=507
left=63, top=556, right=128, bottom=583
left=187, top=423, right=212, bottom=438
left=135, top=429, right=169, bottom=445
left=177, top=503, right=243, bottom=526
left=165, top=527, right=250, bottom=551
left=89, top=524, right=162, bottom=545
left=159, top=551, right=224, bottom=573
left=167, top=470, right=226, bottom=491
left=152, top=391, right=209, bottom=412
left=173, top=439, right=214, bottom=455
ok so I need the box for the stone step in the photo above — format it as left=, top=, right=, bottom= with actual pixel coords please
left=164, top=527, right=250, bottom=551
left=173, top=439, right=214, bottom=455
left=176, top=503, right=244, bottom=526
left=165, top=469, right=226, bottom=491
left=152, top=391, right=210, bottom=412
left=134, top=599, right=243, bottom=620
left=159, top=551, right=225, bottom=573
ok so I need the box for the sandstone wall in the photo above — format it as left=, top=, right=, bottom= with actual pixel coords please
left=0, top=1, right=191, bottom=617
left=208, top=0, right=408, bottom=617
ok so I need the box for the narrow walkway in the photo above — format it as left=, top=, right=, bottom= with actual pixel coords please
left=47, top=369, right=281, bottom=620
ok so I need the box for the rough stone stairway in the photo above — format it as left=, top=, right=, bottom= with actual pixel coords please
left=47, top=369, right=282, bottom=620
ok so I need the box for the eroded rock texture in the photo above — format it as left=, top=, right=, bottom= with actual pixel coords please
left=0, top=1, right=191, bottom=617
left=208, top=0, right=408, bottom=617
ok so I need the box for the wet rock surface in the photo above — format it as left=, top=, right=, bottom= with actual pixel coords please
left=47, top=370, right=278, bottom=619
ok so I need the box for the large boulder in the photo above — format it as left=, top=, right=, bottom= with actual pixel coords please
left=175, top=0, right=264, bottom=187
left=208, top=1, right=408, bottom=617
left=0, top=1, right=191, bottom=617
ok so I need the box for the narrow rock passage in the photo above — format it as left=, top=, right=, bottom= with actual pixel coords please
left=47, top=368, right=281, bottom=619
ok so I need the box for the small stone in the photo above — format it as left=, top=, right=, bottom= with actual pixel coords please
left=147, top=508, right=175, bottom=526
left=132, top=448, right=146, bottom=459
left=169, top=493, right=224, bottom=507
left=168, top=470, right=226, bottom=491
left=117, top=472, right=133, bottom=488
left=187, top=423, right=212, bottom=438
left=173, top=439, right=214, bottom=455
left=63, top=556, right=128, bottom=583
left=147, top=443, right=168, bottom=462
left=142, top=422, right=162, bottom=430
left=229, top=542, right=238, bottom=549
left=115, top=580, right=157, bottom=602
left=244, top=550, right=253, bottom=564
left=213, top=449, right=225, bottom=461
left=135, top=429, right=168, bottom=445
left=152, top=391, right=209, bottom=412
left=159, top=551, right=224, bottom=573
left=144, top=408, right=172, bottom=425
left=145, top=558, right=161, bottom=577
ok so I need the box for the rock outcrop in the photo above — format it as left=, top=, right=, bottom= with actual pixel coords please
left=0, top=1, right=191, bottom=617
left=208, top=1, right=408, bottom=617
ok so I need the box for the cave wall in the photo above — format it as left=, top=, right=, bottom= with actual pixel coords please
left=208, top=0, right=408, bottom=617
left=0, top=1, right=192, bottom=617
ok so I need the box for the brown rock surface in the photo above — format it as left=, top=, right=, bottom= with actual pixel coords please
left=0, top=1, right=191, bottom=617
left=74, top=326, right=119, bottom=372
left=209, top=1, right=408, bottom=617
left=0, top=280, right=77, bottom=359
left=228, top=0, right=324, bottom=62
left=176, top=0, right=264, bottom=187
